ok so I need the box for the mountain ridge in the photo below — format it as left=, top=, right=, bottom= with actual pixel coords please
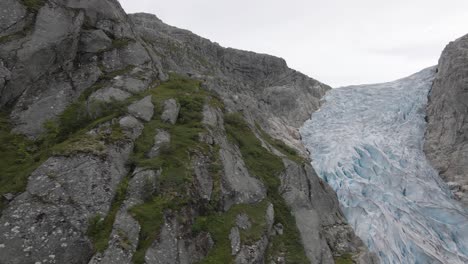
left=0, top=1, right=376, bottom=263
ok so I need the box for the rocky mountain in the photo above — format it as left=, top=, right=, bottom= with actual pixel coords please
left=424, top=34, right=468, bottom=206
left=0, top=0, right=376, bottom=263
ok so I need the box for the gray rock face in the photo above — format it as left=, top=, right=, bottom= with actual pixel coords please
left=80, top=30, right=112, bottom=53
left=119, top=115, right=144, bottom=140
left=0, top=143, right=134, bottom=264
left=280, top=159, right=378, bottom=264
left=147, top=129, right=171, bottom=158
left=0, top=1, right=375, bottom=263
left=130, top=13, right=330, bottom=154
left=229, top=227, right=241, bottom=255
left=219, top=145, right=267, bottom=210
left=0, top=0, right=160, bottom=138
left=90, top=169, right=159, bottom=264
left=89, top=87, right=132, bottom=103
left=127, top=95, right=154, bottom=122
left=424, top=33, right=468, bottom=205
left=0, top=0, right=27, bottom=36
left=161, top=99, right=180, bottom=124
left=192, top=153, right=214, bottom=200
left=235, top=213, right=252, bottom=230
left=145, top=212, right=213, bottom=264
left=235, top=236, right=269, bottom=264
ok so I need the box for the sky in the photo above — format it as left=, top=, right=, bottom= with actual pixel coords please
left=119, top=0, right=468, bottom=87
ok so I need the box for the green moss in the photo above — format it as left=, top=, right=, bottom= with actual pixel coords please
left=129, top=75, right=214, bottom=264
left=0, top=113, right=45, bottom=212
left=129, top=196, right=189, bottom=264
left=224, top=113, right=309, bottom=263
left=21, top=0, right=45, bottom=12
left=335, top=253, right=354, bottom=264
left=194, top=201, right=270, bottom=264
left=87, top=176, right=130, bottom=252
left=112, top=38, right=132, bottom=49
left=52, top=134, right=105, bottom=156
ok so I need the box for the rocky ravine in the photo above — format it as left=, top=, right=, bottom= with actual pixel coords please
left=0, top=0, right=376, bottom=263
left=424, top=33, right=468, bottom=206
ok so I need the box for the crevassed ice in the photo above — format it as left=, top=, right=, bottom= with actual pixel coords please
left=300, top=67, right=468, bottom=264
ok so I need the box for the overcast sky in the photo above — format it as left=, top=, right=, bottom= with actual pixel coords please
left=119, top=0, right=468, bottom=87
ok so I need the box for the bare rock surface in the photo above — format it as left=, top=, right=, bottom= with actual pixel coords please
left=127, top=95, right=154, bottom=122
left=147, top=129, right=171, bottom=158
left=425, top=34, right=468, bottom=205
left=161, top=99, right=180, bottom=124
left=0, top=143, right=133, bottom=264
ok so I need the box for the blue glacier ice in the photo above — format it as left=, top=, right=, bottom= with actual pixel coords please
left=300, top=67, right=468, bottom=264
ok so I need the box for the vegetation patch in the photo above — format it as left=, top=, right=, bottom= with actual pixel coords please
left=335, top=253, right=354, bottom=264
left=21, top=0, right=45, bottom=12
left=129, top=74, right=216, bottom=264
left=0, top=113, right=45, bottom=212
left=87, top=176, right=130, bottom=252
left=193, top=201, right=270, bottom=264
left=112, top=38, right=133, bottom=50
left=224, top=113, right=309, bottom=263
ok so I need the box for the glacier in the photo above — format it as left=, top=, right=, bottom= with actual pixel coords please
left=300, top=67, right=468, bottom=264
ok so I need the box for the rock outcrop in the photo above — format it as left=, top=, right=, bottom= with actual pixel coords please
left=0, top=1, right=374, bottom=263
left=424, top=34, right=468, bottom=205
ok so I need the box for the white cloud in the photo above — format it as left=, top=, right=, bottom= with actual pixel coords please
left=118, top=0, right=468, bottom=87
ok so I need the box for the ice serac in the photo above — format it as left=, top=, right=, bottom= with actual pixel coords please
left=301, top=67, right=468, bottom=264
left=424, top=34, right=468, bottom=205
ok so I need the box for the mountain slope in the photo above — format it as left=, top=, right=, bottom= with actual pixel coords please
left=424, top=34, right=468, bottom=206
left=301, top=67, right=468, bottom=263
left=0, top=1, right=374, bottom=263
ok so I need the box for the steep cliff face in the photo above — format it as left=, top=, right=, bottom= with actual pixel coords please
left=424, top=34, right=468, bottom=206
left=0, top=1, right=374, bottom=264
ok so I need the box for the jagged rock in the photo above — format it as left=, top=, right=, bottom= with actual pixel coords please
left=2, top=193, right=14, bottom=201
left=273, top=223, right=284, bottom=236
left=0, top=143, right=133, bottom=264
left=119, top=115, right=144, bottom=140
left=147, top=129, right=171, bottom=158
left=192, top=154, right=214, bottom=200
left=229, top=227, right=241, bottom=256
left=280, top=158, right=370, bottom=263
left=201, top=105, right=267, bottom=210
left=90, top=169, right=160, bottom=264
left=89, top=87, right=132, bottom=103
left=101, top=42, right=151, bottom=72
left=130, top=13, right=330, bottom=155
left=145, top=212, right=213, bottom=264
left=266, top=203, right=275, bottom=233
left=71, top=63, right=103, bottom=95
left=113, top=75, right=148, bottom=94
left=10, top=73, right=76, bottom=138
left=219, top=144, right=266, bottom=210
left=0, top=1, right=376, bottom=263
left=424, top=33, right=468, bottom=205
left=127, top=95, right=154, bottom=122
left=0, top=0, right=27, bottom=35
left=80, top=30, right=112, bottom=53
left=235, top=213, right=251, bottom=230
left=0, top=61, right=11, bottom=91
left=161, top=99, right=180, bottom=124
left=235, top=236, right=268, bottom=264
